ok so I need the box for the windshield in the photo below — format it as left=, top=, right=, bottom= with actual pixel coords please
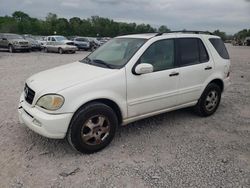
left=81, top=38, right=146, bottom=69
left=5, top=34, right=23, bottom=39
left=54, top=36, right=67, bottom=41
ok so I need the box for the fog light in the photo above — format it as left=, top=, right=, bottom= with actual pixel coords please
left=33, top=119, right=41, bottom=127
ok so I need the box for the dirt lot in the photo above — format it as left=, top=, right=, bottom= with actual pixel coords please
left=0, top=45, right=250, bottom=188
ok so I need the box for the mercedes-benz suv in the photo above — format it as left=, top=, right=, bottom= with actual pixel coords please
left=18, top=31, right=231, bottom=153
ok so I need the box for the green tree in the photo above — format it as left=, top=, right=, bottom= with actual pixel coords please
left=213, top=30, right=227, bottom=41
left=158, top=25, right=170, bottom=33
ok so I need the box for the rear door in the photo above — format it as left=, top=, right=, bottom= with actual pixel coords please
left=176, top=36, right=213, bottom=105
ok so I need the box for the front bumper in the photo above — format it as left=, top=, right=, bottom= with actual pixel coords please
left=13, top=45, right=30, bottom=50
left=18, top=97, right=73, bottom=139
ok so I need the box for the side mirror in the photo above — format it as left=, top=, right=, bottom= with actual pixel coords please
left=134, top=63, right=153, bottom=75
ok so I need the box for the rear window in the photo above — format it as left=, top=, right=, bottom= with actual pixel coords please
left=209, top=38, right=230, bottom=59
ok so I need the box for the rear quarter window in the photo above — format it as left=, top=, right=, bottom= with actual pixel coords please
left=209, top=38, right=230, bottom=59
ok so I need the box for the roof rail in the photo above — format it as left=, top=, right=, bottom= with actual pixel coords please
left=155, top=30, right=214, bottom=37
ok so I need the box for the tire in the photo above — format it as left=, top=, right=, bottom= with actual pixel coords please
left=9, top=45, right=14, bottom=53
left=59, top=48, right=63, bottom=54
left=67, top=102, right=118, bottom=153
left=195, top=83, right=222, bottom=117
left=44, top=47, right=48, bottom=53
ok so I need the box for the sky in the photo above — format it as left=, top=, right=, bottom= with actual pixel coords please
left=0, top=0, right=250, bottom=34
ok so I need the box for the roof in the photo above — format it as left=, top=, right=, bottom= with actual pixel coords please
left=117, top=33, right=158, bottom=39
left=117, top=31, right=215, bottom=39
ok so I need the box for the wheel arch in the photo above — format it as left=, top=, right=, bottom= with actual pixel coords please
left=208, top=78, right=224, bottom=92
left=72, top=98, right=123, bottom=125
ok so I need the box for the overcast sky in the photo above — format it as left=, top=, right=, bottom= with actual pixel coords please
left=0, top=0, right=250, bottom=34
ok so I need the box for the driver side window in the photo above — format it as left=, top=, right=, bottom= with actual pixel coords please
left=140, top=39, right=175, bottom=72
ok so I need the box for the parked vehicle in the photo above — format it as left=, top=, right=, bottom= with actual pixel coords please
left=18, top=31, right=231, bottom=153
left=98, top=37, right=110, bottom=45
left=72, top=37, right=91, bottom=51
left=72, top=37, right=100, bottom=51
left=23, top=36, right=41, bottom=51
left=44, top=36, right=77, bottom=54
left=244, top=37, right=250, bottom=46
left=34, top=36, right=47, bottom=48
left=88, top=37, right=101, bottom=49
left=0, top=33, right=30, bottom=52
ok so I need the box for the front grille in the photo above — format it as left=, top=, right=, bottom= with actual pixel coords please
left=24, top=84, right=35, bottom=104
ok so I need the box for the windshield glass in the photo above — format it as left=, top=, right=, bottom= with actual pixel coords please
left=5, top=34, right=23, bottom=39
left=81, top=38, right=146, bottom=69
left=54, top=36, right=67, bottom=41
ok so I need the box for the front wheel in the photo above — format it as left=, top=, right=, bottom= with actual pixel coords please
left=67, top=102, right=118, bottom=153
left=195, top=83, right=222, bottom=117
left=58, top=48, right=63, bottom=54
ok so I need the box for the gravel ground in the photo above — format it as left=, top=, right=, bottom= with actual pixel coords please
left=0, top=45, right=249, bottom=188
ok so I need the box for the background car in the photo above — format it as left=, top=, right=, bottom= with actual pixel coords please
left=23, top=35, right=41, bottom=51
left=0, top=33, right=30, bottom=53
left=244, top=37, right=250, bottom=46
left=44, top=35, right=77, bottom=54
left=72, top=37, right=91, bottom=51
left=33, top=36, right=47, bottom=48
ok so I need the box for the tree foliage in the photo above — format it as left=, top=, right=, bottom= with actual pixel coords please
left=0, top=11, right=158, bottom=37
left=1, top=11, right=248, bottom=40
left=234, top=29, right=250, bottom=40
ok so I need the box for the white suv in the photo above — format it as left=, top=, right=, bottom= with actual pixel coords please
left=18, top=31, right=230, bottom=153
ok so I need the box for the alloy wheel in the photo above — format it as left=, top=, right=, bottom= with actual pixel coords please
left=81, top=115, right=111, bottom=146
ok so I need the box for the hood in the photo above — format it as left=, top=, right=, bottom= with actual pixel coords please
left=26, top=61, right=116, bottom=95
left=63, top=40, right=74, bottom=45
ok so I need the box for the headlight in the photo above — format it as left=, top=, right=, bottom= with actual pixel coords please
left=36, top=94, right=64, bottom=111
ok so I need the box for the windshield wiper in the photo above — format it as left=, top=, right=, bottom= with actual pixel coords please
left=92, top=59, right=114, bottom=69
left=81, top=57, right=92, bottom=64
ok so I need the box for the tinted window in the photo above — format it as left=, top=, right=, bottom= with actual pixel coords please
left=51, top=37, right=56, bottom=41
left=209, top=38, right=229, bottom=59
left=140, top=39, right=175, bottom=72
left=179, top=38, right=199, bottom=66
left=199, top=40, right=209, bottom=62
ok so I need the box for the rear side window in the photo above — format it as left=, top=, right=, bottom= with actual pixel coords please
left=209, top=38, right=229, bottom=59
left=178, top=38, right=209, bottom=66
left=199, top=40, right=209, bottom=63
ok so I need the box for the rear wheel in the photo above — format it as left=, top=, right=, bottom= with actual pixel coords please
left=195, top=83, right=221, bottom=117
left=67, top=102, right=118, bottom=153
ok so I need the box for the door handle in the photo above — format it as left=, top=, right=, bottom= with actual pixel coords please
left=205, top=66, right=212, bottom=70
left=169, top=72, right=179, bottom=77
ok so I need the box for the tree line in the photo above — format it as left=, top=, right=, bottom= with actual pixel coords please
left=0, top=11, right=249, bottom=40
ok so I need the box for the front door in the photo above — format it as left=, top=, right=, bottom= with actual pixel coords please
left=126, top=39, right=180, bottom=118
